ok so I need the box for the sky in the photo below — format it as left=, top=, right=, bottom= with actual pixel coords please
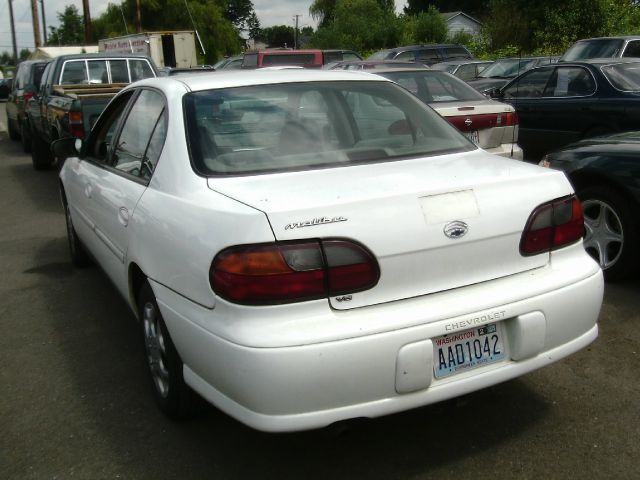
left=1, top=0, right=408, bottom=54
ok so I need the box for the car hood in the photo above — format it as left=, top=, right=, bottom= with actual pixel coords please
left=207, top=149, right=574, bottom=309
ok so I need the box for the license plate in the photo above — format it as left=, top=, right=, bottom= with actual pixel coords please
left=464, top=130, right=479, bottom=144
left=433, top=323, right=506, bottom=379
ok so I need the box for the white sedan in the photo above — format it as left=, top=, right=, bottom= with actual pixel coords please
left=57, top=69, right=603, bottom=432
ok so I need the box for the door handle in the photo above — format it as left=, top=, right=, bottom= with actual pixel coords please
left=118, top=207, right=129, bottom=227
left=84, top=182, right=92, bottom=198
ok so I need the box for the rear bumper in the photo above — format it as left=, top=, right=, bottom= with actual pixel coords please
left=153, top=251, right=602, bottom=432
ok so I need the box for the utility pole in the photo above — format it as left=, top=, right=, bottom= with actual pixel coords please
left=135, top=0, right=142, bottom=33
left=39, top=0, right=47, bottom=44
left=293, top=14, right=300, bottom=49
left=82, top=0, right=92, bottom=44
left=31, top=0, right=41, bottom=48
left=8, top=0, right=18, bottom=60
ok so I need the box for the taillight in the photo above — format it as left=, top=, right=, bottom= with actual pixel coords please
left=501, top=111, right=518, bottom=126
left=68, top=111, right=85, bottom=138
left=210, top=239, right=380, bottom=305
left=23, top=91, right=34, bottom=102
left=520, top=195, right=584, bottom=256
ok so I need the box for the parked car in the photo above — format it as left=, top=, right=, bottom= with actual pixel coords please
left=329, top=60, right=429, bottom=71
left=560, top=36, right=640, bottom=62
left=321, top=49, right=362, bottom=63
left=368, top=44, right=473, bottom=66
left=26, top=53, right=157, bottom=170
left=213, top=55, right=243, bottom=70
left=55, top=69, right=602, bottom=432
left=540, top=131, right=640, bottom=280
left=0, top=77, right=11, bottom=99
left=242, top=50, right=324, bottom=69
left=467, top=57, right=558, bottom=94
left=5, top=59, right=48, bottom=151
left=493, top=59, right=640, bottom=161
left=431, top=59, right=494, bottom=81
left=375, top=68, right=522, bottom=159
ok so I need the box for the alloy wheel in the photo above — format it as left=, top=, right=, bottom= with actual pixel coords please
left=582, top=199, right=624, bottom=270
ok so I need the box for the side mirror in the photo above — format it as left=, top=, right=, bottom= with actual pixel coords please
left=485, top=87, right=501, bottom=99
left=52, top=137, right=82, bottom=160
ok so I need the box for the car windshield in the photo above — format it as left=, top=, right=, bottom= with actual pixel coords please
left=430, top=63, right=457, bottom=73
left=184, top=80, right=473, bottom=176
left=562, top=39, right=625, bottom=61
left=479, top=59, right=536, bottom=78
left=368, top=50, right=392, bottom=60
left=601, top=62, right=640, bottom=91
left=378, top=70, right=486, bottom=102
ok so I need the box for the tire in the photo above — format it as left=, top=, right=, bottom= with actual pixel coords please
left=31, top=130, right=53, bottom=170
left=21, top=121, right=32, bottom=153
left=579, top=185, right=639, bottom=281
left=63, top=200, right=91, bottom=268
left=7, top=117, right=20, bottom=141
left=138, top=281, right=197, bottom=419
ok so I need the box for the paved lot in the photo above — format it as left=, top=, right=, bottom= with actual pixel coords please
left=0, top=101, right=639, bottom=479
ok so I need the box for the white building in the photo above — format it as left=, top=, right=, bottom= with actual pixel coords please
left=441, top=11, right=482, bottom=37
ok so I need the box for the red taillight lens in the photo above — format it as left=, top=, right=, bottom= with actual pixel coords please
left=520, top=195, right=584, bottom=256
left=502, top=111, right=518, bottom=126
left=210, top=240, right=380, bottom=305
left=23, top=91, right=34, bottom=102
left=68, top=111, right=85, bottom=138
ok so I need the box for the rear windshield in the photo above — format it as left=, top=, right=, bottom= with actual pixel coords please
left=262, top=54, right=318, bottom=66
left=59, top=59, right=154, bottom=84
left=601, top=62, right=640, bottom=91
left=184, top=80, right=473, bottom=176
left=562, top=39, right=625, bottom=61
left=379, top=71, right=486, bottom=102
left=368, top=50, right=393, bottom=60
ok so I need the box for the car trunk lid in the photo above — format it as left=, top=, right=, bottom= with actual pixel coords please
left=208, top=150, right=573, bottom=310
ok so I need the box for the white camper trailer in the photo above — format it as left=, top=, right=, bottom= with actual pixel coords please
left=99, top=31, right=198, bottom=68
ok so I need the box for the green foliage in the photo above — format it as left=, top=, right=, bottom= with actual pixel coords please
left=400, top=6, right=448, bottom=44
left=48, top=5, right=84, bottom=46
left=257, top=25, right=295, bottom=48
left=309, top=0, right=401, bottom=52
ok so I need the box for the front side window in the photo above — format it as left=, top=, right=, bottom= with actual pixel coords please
left=184, top=81, right=473, bottom=176
left=503, top=68, right=555, bottom=98
left=85, top=91, right=135, bottom=162
left=113, top=89, right=166, bottom=177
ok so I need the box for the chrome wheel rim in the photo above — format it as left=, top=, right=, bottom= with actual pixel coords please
left=582, top=199, right=624, bottom=270
left=142, top=302, right=170, bottom=398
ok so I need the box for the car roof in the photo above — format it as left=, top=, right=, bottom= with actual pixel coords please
left=133, top=69, right=390, bottom=92
left=385, top=44, right=466, bottom=52
left=56, top=53, right=154, bottom=61
left=573, top=36, right=640, bottom=42
left=435, top=59, right=493, bottom=66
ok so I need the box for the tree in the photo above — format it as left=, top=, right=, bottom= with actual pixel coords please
left=48, top=5, right=84, bottom=46
left=309, top=0, right=401, bottom=53
left=401, top=6, right=448, bottom=45
left=258, top=25, right=295, bottom=48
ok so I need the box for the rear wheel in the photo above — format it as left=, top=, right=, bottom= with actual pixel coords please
left=579, top=185, right=638, bottom=281
left=31, top=130, right=54, bottom=170
left=139, top=281, right=197, bottom=419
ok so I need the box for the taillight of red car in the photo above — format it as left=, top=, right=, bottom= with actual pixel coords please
left=210, top=239, right=380, bottom=305
left=520, top=195, right=584, bottom=256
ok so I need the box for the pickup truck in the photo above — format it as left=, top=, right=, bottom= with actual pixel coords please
left=26, top=53, right=157, bottom=170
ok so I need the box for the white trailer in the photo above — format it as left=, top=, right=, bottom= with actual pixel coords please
left=98, top=31, right=198, bottom=68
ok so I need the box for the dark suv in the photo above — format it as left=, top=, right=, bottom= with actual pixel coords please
left=6, top=59, right=49, bottom=152
left=367, top=44, right=473, bottom=66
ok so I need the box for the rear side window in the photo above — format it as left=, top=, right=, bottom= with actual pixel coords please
left=444, top=47, right=472, bottom=59
left=543, top=67, right=595, bottom=97
left=184, top=80, right=472, bottom=176
left=242, top=53, right=258, bottom=68
left=416, top=49, right=440, bottom=64
left=623, top=40, right=640, bottom=57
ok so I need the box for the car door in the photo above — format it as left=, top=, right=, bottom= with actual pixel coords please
left=501, top=66, right=555, bottom=159
left=70, top=88, right=167, bottom=296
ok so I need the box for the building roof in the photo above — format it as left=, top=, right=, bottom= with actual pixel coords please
left=440, top=11, right=482, bottom=26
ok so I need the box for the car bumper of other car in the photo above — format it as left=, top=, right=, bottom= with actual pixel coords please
left=151, top=245, right=602, bottom=432
left=485, top=143, right=523, bottom=160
